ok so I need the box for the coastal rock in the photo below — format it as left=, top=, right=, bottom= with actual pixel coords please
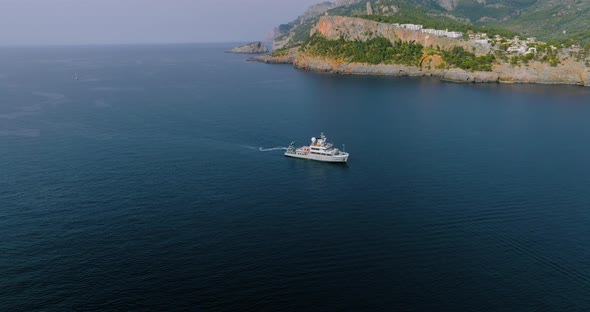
left=443, top=69, right=472, bottom=82
left=253, top=15, right=590, bottom=87
left=293, top=53, right=434, bottom=77
left=226, top=42, right=269, bottom=54
left=255, top=50, right=589, bottom=87
left=248, top=48, right=299, bottom=64
left=248, top=54, right=295, bottom=64
left=472, top=71, right=500, bottom=83
left=494, top=60, right=588, bottom=85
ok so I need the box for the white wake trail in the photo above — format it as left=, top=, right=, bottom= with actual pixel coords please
left=259, top=146, right=288, bottom=152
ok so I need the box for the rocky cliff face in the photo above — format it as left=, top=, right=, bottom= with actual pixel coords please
left=252, top=16, right=590, bottom=87
left=291, top=53, right=590, bottom=86
left=312, top=16, right=491, bottom=55
left=226, top=42, right=269, bottom=54
left=492, top=60, right=590, bottom=86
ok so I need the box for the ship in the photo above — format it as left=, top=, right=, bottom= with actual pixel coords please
left=284, top=133, right=349, bottom=163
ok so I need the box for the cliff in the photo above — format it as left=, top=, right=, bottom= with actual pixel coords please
left=292, top=53, right=590, bottom=86
left=226, top=42, right=269, bottom=54
left=253, top=16, right=590, bottom=87
left=312, top=16, right=491, bottom=55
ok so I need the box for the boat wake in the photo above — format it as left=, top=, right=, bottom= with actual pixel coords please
left=259, top=146, right=287, bottom=152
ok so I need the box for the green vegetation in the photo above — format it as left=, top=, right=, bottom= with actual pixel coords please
left=278, top=24, right=293, bottom=34
left=487, top=2, right=590, bottom=45
left=275, top=0, right=590, bottom=69
left=270, top=48, right=288, bottom=57
left=290, top=17, right=319, bottom=47
left=301, top=33, right=500, bottom=71
left=492, top=42, right=563, bottom=67
left=453, top=0, right=538, bottom=22
left=301, top=33, right=424, bottom=66
left=534, top=44, right=561, bottom=66
left=439, top=46, right=496, bottom=71
left=274, top=13, right=321, bottom=49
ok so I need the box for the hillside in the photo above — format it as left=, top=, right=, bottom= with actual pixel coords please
left=273, top=0, right=590, bottom=48
left=253, top=15, right=590, bottom=87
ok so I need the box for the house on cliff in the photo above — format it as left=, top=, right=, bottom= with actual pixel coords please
left=400, top=24, right=422, bottom=31
left=420, top=28, right=463, bottom=39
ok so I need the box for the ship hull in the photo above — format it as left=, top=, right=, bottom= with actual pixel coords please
left=284, top=152, right=348, bottom=163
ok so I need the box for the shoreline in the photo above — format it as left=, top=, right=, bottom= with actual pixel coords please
left=249, top=52, right=590, bottom=87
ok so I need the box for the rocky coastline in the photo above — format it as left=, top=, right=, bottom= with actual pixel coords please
left=247, top=53, right=297, bottom=64
left=250, top=50, right=590, bottom=87
left=249, top=15, right=590, bottom=87
left=226, top=41, right=269, bottom=54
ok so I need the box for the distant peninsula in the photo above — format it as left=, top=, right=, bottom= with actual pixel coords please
left=226, top=41, right=269, bottom=54
left=249, top=0, right=590, bottom=87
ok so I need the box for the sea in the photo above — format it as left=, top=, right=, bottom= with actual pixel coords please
left=1, top=43, right=590, bottom=311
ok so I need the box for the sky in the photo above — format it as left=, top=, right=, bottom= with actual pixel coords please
left=0, top=0, right=323, bottom=45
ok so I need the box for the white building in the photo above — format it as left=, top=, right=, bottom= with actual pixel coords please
left=422, top=29, right=445, bottom=36
left=400, top=24, right=423, bottom=31
left=445, top=31, right=463, bottom=39
left=507, top=46, right=526, bottom=54
left=420, top=28, right=462, bottom=38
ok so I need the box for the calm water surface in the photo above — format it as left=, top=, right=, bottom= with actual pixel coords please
left=1, top=43, right=590, bottom=311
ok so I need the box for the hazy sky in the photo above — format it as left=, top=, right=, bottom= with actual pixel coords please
left=0, top=0, right=322, bottom=45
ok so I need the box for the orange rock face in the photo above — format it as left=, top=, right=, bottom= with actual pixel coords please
left=301, top=15, right=590, bottom=86
left=311, top=16, right=491, bottom=56
left=420, top=55, right=446, bottom=70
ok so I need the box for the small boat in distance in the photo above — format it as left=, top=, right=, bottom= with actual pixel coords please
left=285, top=133, right=349, bottom=163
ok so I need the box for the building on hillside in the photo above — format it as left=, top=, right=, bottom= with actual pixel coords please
left=471, top=33, right=488, bottom=40
left=421, top=28, right=445, bottom=36
left=445, top=31, right=463, bottom=39
left=507, top=46, right=526, bottom=54
left=400, top=24, right=423, bottom=31
left=420, top=28, right=463, bottom=38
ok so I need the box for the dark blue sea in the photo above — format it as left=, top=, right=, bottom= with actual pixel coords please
left=1, top=43, right=590, bottom=311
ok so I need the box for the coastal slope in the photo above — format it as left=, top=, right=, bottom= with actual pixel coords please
left=253, top=15, right=590, bottom=87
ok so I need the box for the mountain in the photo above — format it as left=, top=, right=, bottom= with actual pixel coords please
left=253, top=0, right=590, bottom=87
left=273, top=0, right=590, bottom=49
left=433, top=0, right=590, bottom=43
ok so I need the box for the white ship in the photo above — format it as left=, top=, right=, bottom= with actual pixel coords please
left=285, top=133, right=349, bottom=163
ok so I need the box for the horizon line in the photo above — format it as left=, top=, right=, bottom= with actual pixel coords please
left=0, top=40, right=272, bottom=48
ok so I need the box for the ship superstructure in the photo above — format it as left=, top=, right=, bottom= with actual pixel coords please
left=284, top=133, right=349, bottom=163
